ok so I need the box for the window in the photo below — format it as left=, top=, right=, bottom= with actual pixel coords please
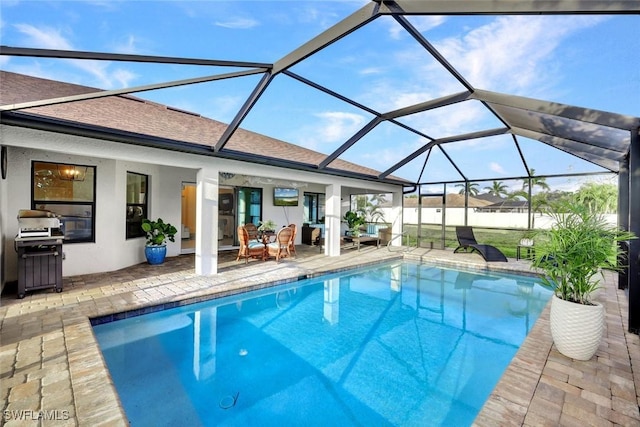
left=303, top=192, right=325, bottom=223
left=126, top=172, right=148, bottom=239
left=32, top=161, right=96, bottom=243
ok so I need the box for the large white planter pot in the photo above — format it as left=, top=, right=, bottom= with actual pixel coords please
left=550, top=295, right=605, bottom=361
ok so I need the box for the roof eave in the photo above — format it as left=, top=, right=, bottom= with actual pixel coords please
left=0, top=111, right=412, bottom=187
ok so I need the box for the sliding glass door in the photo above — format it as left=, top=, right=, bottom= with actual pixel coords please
left=237, top=187, right=262, bottom=227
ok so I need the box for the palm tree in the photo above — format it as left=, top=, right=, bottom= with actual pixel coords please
left=521, top=169, right=550, bottom=193
left=455, top=182, right=480, bottom=196
left=574, top=182, right=617, bottom=213
left=484, top=181, right=508, bottom=197
left=352, top=194, right=387, bottom=223
left=366, top=193, right=387, bottom=223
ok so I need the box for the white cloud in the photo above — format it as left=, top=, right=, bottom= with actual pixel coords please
left=359, top=67, right=383, bottom=76
left=388, top=16, right=446, bottom=40
left=113, top=35, right=139, bottom=55
left=207, top=95, right=246, bottom=122
left=399, top=98, right=488, bottom=139
left=362, top=15, right=607, bottom=121
left=111, top=69, right=138, bottom=88
left=12, top=23, right=137, bottom=89
left=214, top=17, right=259, bottom=29
left=413, top=16, right=447, bottom=33
left=347, top=14, right=609, bottom=180
left=314, top=111, right=366, bottom=142
left=294, top=111, right=366, bottom=152
left=14, top=23, right=73, bottom=50
left=490, top=162, right=505, bottom=174
left=436, top=15, right=606, bottom=96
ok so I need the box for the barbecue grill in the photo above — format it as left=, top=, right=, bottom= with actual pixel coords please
left=15, top=210, right=64, bottom=299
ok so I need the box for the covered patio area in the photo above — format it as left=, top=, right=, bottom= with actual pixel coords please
left=1, top=246, right=638, bottom=425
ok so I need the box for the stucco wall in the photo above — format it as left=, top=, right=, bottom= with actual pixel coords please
left=0, top=125, right=402, bottom=282
left=1, top=146, right=197, bottom=279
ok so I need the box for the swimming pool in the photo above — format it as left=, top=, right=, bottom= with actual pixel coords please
left=93, top=260, right=552, bottom=426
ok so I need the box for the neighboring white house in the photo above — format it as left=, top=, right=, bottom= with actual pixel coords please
left=0, top=71, right=405, bottom=292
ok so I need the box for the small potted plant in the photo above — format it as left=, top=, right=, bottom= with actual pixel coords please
left=258, top=219, right=277, bottom=233
left=532, top=202, right=635, bottom=360
left=257, top=220, right=277, bottom=240
left=141, top=218, right=177, bottom=265
left=343, top=210, right=366, bottom=237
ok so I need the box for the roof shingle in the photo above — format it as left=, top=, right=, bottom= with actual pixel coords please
left=0, top=71, right=398, bottom=179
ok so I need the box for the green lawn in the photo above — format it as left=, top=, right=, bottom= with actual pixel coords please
left=401, top=224, right=535, bottom=259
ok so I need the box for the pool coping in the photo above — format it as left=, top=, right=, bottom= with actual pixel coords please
left=1, top=248, right=638, bottom=426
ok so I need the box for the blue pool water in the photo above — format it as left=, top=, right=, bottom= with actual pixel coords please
left=93, top=261, right=552, bottom=426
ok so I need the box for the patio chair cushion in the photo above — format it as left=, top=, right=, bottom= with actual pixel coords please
left=247, top=241, right=264, bottom=249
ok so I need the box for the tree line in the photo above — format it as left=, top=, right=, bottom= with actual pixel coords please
left=453, top=170, right=618, bottom=214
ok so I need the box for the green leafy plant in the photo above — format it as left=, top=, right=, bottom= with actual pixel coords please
left=141, top=218, right=177, bottom=246
left=532, top=203, right=635, bottom=305
left=258, top=219, right=277, bottom=232
left=343, top=210, right=366, bottom=236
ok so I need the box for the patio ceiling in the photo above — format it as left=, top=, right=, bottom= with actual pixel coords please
left=1, top=0, right=639, bottom=188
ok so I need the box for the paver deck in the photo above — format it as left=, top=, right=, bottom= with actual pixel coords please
left=1, top=245, right=638, bottom=426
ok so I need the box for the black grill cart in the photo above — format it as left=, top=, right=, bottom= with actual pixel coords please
left=14, top=210, right=64, bottom=299
left=15, top=237, right=63, bottom=299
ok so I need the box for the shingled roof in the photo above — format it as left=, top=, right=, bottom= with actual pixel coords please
left=404, top=193, right=492, bottom=208
left=0, top=71, right=401, bottom=182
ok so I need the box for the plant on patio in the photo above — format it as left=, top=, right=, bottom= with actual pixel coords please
left=343, top=210, right=366, bottom=237
left=531, top=202, right=635, bottom=360
left=258, top=219, right=277, bottom=233
left=141, top=218, right=177, bottom=265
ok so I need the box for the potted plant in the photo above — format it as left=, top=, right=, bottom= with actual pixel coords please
left=532, top=202, right=635, bottom=360
left=141, top=218, right=177, bottom=265
left=343, top=210, right=366, bottom=237
left=258, top=219, right=277, bottom=234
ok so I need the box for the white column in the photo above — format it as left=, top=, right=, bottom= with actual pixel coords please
left=195, top=167, right=219, bottom=275
left=324, top=183, right=342, bottom=256
left=390, top=189, right=403, bottom=247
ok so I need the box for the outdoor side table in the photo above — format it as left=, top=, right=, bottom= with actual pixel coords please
left=516, top=244, right=535, bottom=260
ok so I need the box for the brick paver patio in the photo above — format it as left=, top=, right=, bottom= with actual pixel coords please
left=1, top=245, right=638, bottom=426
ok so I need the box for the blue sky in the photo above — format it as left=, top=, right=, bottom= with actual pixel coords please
left=1, top=1, right=638, bottom=191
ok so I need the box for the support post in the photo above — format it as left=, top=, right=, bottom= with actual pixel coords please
left=618, top=158, right=629, bottom=290
left=195, top=167, right=219, bottom=275
left=628, top=128, right=640, bottom=334
left=325, top=184, right=342, bottom=257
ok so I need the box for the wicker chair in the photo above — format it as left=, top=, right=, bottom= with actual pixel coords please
left=287, top=223, right=297, bottom=258
left=266, top=227, right=293, bottom=263
left=244, top=222, right=259, bottom=242
left=236, top=225, right=265, bottom=263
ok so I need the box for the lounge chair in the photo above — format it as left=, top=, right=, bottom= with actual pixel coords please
left=454, top=226, right=507, bottom=262
left=236, top=225, right=265, bottom=263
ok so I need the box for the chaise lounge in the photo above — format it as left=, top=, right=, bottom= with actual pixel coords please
left=454, top=226, right=508, bottom=262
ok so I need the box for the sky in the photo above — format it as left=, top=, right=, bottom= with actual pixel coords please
left=1, top=1, right=639, bottom=194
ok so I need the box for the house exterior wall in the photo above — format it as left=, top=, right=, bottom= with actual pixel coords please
left=0, top=125, right=403, bottom=287
left=1, top=144, right=195, bottom=280
left=0, top=160, right=8, bottom=293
